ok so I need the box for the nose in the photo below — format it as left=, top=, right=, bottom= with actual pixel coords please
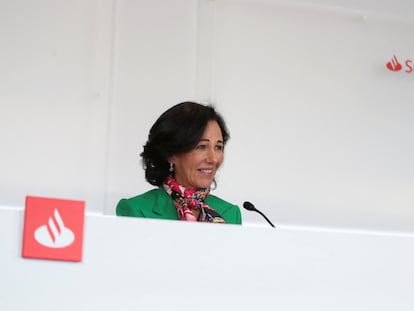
left=206, top=147, right=218, bottom=164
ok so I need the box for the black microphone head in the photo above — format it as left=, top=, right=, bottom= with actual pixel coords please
left=243, top=200, right=276, bottom=228
left=243, top=201, right=256, bottom=211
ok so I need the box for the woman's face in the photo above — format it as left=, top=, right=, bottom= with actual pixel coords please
left=171, top=120, right=224, bottom=189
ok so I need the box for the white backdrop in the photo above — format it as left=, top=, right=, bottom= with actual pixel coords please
left=1, top=0, right=413, bottom=231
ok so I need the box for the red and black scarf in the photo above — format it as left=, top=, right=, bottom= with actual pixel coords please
left=163, top=176, right=226, bottom=223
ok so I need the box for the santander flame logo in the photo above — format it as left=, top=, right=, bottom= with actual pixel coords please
left=386, top=55, right=402, bottom=72
left=34, top=208, right=75, bottom=248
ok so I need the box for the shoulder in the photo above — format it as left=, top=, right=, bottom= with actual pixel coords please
left=206, top=194, right=242, bottom=225
left=205, top=194, right=236, bottom=209
left=126, top=189, right=161, bottom=202
left=116, top=189, right=161, bottom=217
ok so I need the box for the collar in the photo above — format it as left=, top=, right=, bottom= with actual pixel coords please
left=151, top=187, right=231, bottom=220
left=152, top=187, right=179, bottom=219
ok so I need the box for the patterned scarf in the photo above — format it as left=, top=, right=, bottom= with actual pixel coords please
left=163, top=176, right=226, bottom=223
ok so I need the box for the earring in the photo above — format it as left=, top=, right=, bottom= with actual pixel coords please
left=169, top=162, right=174, bottom=173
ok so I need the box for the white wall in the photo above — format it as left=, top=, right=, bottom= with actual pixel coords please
left=0, top=0, right=114, bottom=211
left=208, top=0, right=414, bottom=230
left=104, top=0, right=199, bottom=213
left=1, top=0, right=413, bottom=231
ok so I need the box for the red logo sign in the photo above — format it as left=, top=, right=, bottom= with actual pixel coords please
left=386, top=55, right=402, bottom=71
left=386, top=54, right=413, bottom=73
left=22, top=196, right=85, bottom=262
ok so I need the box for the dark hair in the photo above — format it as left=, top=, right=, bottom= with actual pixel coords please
left=141, top=101, right=230, bottom=186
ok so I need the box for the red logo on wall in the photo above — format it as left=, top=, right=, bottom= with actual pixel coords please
left=386, top=54, right=413, bottom=73
left=22, top=196, right=85, bottom=262
left=386, top=55, right=402, bottom=71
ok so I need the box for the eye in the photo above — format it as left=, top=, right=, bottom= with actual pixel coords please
left=215, top=145, right=224, bottom=151
left=196, top=144, right=207, bottom=150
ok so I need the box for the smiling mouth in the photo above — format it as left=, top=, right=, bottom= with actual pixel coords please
left=199, top=169, right=213, bottom=174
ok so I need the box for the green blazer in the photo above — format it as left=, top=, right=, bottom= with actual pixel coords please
left=116, top=188, right=242, bottom=225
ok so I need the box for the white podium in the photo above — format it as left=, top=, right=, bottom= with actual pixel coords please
left=1, top=207, right=414, bottom=311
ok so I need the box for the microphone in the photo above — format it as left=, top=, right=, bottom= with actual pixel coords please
left=243, top=201, right=275, bottom=228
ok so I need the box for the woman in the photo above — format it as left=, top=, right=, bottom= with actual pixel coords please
left=116, top=101, right=242, bottom=224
